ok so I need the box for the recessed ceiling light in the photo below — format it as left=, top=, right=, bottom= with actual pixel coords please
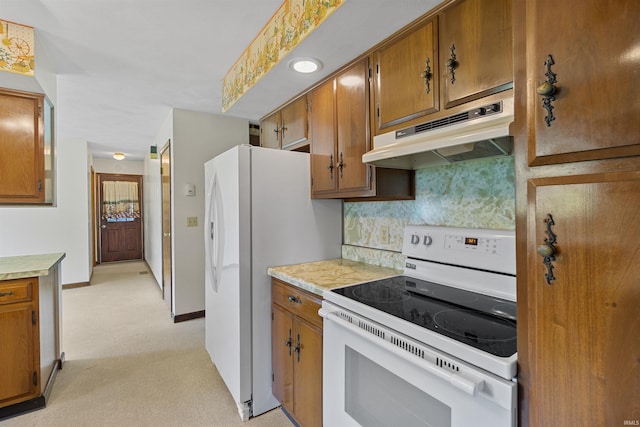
left=288, top=57, right=323, bottom=74
left=113, top=152, right=125, bottom=160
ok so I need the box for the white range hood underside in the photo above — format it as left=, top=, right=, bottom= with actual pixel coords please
left=364, top=98, right=514, bottom=170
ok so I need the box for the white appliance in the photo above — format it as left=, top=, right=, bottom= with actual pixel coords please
left=204, top=145, right=342, bottom=421
left=320, top=225, right=517, bottom=427
left=362, top=98, right=514, bottom=170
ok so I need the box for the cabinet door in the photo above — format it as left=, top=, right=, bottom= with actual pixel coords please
left=309, top=79, right=338, bottom=197
left=271, top=304, right=294, bottom=410
left=281, top=96, right=308, bottom=149
left=521, top=0, right=640, bottom=166
left=440, top=0, right=513, bottom=108
left=0, top=89, right=44, bottom=204
left=374, top=17, right=439, bottom=133
left=293, top=318, right=323, bottom=427
left=0, top=303, right=38, bottom=404
left=336, top=58, right=373, bottom=196
left=524, top=172, right=640, bottom=426
left=260, top=111, right=281, bottom=149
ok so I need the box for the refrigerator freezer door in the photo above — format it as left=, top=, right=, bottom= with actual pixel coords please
left=249, top=147, right=343, bottom=416
left=204, top=146, right=252, bottom=420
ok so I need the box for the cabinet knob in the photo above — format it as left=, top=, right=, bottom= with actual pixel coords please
left=422, top=57, right=432, bottom=94
left=536, top=81, right=556, bottom=97
left=538, top=214, right=558, bottom=285
left=447, top=44, right=457, bottom=84
left=536, top=243, right=556, bottom=258
left=537, top=54, right=558, bottom=127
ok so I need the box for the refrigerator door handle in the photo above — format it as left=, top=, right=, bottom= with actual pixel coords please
left=206, top=172, right=225, bottom=292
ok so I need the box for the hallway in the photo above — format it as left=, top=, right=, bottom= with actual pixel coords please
left=1, top=261, right=291, bottom=427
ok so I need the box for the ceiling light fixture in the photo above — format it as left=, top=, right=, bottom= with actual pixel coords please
left=113, top=152, right=126, bottom=160
left=289, top=57, right=323, bottom=74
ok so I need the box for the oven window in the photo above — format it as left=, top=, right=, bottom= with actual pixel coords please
left=345, top=346, right=451, bottom=427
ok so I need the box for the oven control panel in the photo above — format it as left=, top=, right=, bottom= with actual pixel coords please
left=402, top=225, right=516, bottom=275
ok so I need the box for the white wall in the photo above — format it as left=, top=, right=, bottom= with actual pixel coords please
left=93, top=158, right=144, bottom=175
left=171, top=109, right=248, bottom=316
left=0, top=138, right=91, bottom=285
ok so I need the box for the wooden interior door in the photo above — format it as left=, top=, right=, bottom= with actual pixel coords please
left=98, top=174, right=143, bottom=263
left=161, top=143, right=172, bottom=312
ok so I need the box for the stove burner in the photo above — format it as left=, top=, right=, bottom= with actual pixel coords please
left=433, top=309, right=516, bottom=343
left=352, top=282, right=411, bottom=304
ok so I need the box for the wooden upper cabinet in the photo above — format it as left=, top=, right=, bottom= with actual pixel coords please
left=439, top=0, right=513, bottom=108
left=374, top=16, right=439, bottom=133
left=0, top=88, right=45, bottom=204
left=309, top=79, right=337, bottom=195
left=335, top=58, right=372, bottom=196
left=523, top=0, right=640, bottom=166
left=281, top=96, right=308, bottom=149
left=260, top=110, right=281, bottom=149
left=261, top=96, right=309, bottom=150
left=310, top=58, right=374, bottom=198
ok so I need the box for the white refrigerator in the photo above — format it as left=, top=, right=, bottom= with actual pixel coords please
left=204, top=145, right=342, bottom=420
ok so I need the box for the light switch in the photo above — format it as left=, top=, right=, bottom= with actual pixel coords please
left=187, top=216, right=198, bottom=227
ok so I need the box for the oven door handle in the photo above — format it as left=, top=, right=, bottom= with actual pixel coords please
left=323, top=310, right=485, bottom=397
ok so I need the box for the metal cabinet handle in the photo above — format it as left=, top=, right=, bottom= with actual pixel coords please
left=287, top=295, right=302, bottom=304
left=285, top=328, right=292, bottom=356
left=537, top=214, right=558, bottom=285
left=447, top=44, right=457, bottom=84
left=327, top=154, right=334, bottom=178
left=422, top=57, right=432, bottom=93
left=536, top=54, right=558, bottom=127
left=338, top=152, right=344, bottom=179
left=0, top=291, right=15, bottom=297
left=294, top=333, right=301, bottom=362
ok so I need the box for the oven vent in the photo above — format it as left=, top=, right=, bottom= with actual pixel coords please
left=436, top=357, right=461, bottom=373
left=390, top=336, right=425, bottom=359
left=336, top=311, right=353, bottom=323
left=358, top=320, right=385, bottom=339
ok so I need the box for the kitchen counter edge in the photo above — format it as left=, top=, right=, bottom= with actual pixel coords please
left=267, top=258, right=401, bottom=297
left=0, top=253, right=66, bottom=281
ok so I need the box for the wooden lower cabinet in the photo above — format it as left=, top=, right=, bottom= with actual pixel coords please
left=0, top=278, right=40, bottom=407
left=271, top=279, right=322, bottom=427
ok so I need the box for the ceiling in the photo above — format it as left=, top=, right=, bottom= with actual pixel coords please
left=1, top=0, right=441, bottom=161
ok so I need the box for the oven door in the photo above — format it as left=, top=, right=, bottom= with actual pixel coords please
left=320, top=302, right=516, bottom=427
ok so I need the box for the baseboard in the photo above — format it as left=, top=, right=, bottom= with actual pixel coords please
left=62, top=281, right=90, bottom=290
left=0, top=396, right=45, bottom=421
left=173, top=310, right=205, bottom=323
left=42, top=357, right=63, bottom=402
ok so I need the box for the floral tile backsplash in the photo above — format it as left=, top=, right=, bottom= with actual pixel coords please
left=342, top=156, right=516, bottom=269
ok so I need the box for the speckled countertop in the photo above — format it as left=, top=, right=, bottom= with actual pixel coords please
left=0, top=253, right=66, bottom=281
left=267, top=258, right=401, bottom=296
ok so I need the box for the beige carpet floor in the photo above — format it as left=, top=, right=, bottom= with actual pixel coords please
left=1, top=261, right=293, bottom=427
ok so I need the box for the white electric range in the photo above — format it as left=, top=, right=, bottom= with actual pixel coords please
left=320, top=225, right=517, bottom=427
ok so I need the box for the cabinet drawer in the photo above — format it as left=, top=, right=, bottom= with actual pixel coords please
left=272, top=279, right=322, bottom=328
left=0, top=278, right=35, bottom=305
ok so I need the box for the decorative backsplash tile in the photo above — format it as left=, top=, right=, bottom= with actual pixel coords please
left=343, top=156, right=515, bottom=266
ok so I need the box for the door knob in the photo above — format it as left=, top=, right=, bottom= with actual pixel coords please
left=101, top=224, right=106, bottom=229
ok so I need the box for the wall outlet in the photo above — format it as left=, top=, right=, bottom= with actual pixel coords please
left=186, top=216, right=198, bottom=227
left=379, top=225, right=390, bottom=245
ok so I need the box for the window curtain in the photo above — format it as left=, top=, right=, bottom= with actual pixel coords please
left=102, top=181, right=140, bottom=221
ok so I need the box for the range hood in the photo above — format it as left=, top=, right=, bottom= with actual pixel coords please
left=363, top=98, right=514, bottom=170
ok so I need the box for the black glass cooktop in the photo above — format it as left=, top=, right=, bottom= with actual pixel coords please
left=331, top=275, right=517, bottom=357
